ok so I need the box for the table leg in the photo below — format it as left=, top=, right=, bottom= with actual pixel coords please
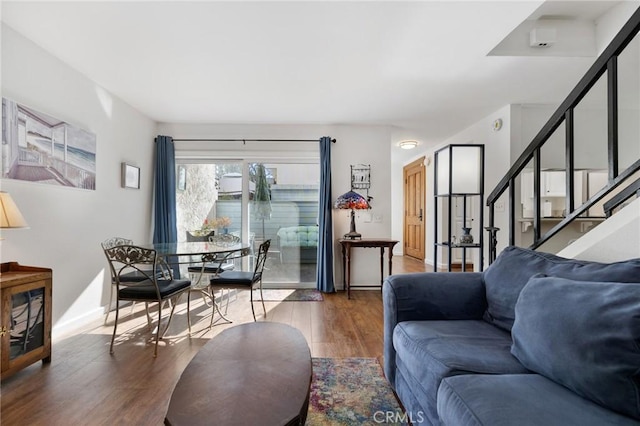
left=345, top=246, right=352, bottom=299
left=388, top=243, right=393, bottom=276
left=379, top=247, right=384, bottom=287
left=341, top=244, right=346, bottom=290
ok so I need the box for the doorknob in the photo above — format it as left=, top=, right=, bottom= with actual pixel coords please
left=419, top=208, right=423, bottom=221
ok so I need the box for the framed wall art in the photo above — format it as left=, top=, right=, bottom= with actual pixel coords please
left=121, top=163, right=140, bottom=189
left=1, top=97, right=97, bottom=190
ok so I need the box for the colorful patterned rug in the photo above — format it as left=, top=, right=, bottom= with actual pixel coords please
left=260, top=289, right=324, bottom=302
left=307, top=358, right=407, bottom=426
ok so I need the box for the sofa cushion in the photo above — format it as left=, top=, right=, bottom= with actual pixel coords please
left=276, top=226, right=318, bottom=248
left=511, top=276, right=640, bottom=420
left=438, top=374, right=640, bottom=426
left=393, top=320, right=529, bottom=424
left=482, top=246, right=640, bottom=331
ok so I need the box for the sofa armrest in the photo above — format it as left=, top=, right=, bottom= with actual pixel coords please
left=383, top=272, right=487, bottom=385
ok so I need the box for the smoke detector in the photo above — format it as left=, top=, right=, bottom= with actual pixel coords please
left=529, top=28, right=557, bottom=47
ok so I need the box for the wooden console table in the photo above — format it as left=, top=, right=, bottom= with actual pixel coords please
left=339, top=238, right=399, bottom=299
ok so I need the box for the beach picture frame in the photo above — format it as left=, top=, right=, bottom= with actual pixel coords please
left=1, top=97, right=97, bottom=190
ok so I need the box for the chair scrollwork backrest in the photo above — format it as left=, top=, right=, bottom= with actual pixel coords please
left=101, top=237, right=134, bottom=250
left=104, top=245, right=171, bottom=285
left=252, top=239, right=271, bottom=280
left=102, top=237, right=135, bottom=284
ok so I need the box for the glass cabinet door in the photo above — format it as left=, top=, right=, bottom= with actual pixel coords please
left=9, top=286, right=45, bottom=360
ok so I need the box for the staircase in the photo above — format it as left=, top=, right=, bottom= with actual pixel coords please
left=485, top=6, right=640, bottom=263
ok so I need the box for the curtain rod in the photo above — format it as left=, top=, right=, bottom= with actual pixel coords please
left=172, top=138, right=336, bottom=143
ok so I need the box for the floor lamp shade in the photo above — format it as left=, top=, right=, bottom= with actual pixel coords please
left=0, top=192, right=29, bottom=228
left=435, top=145, right=483, bottom=195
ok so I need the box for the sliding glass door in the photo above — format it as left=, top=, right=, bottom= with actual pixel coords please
left=175, top=160, right=319, bottom=288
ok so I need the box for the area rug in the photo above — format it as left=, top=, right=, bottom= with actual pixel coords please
left=260, top=289, right=324, bottom=302
left=307, top=358, right=407, bottom=426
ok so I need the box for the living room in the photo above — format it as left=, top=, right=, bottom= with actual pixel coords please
left=1, top=1, right=639, bottom=425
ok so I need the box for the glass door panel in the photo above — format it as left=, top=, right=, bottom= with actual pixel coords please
left=10, top=287, right=45, bottom=360
left=176, top=161, right=244, bottom=240
left=248, top=162, right=319, bottom=288
left=176, top=160, right=319, bottom=287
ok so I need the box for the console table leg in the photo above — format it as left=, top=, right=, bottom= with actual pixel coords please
left=346, top=247, right=352, bottom=299
left=379, top=248, right=384, bottom=287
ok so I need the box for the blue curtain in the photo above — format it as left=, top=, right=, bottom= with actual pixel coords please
left=316, top=136, right=335, bottom=293
left=153, top=135, right=177, bottom=244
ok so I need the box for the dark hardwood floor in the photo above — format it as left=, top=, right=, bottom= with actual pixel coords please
left=1, top=256, right=430, bottom=425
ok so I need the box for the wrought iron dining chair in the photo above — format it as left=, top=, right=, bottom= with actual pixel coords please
left=102, top=237, right=164, bottom=325
left=186, top=234, right=240, bottom=324
left=104, top=244, right=191, bottom=357
left=187, top=248, right=238, bottom=331
left=187, top=234, right=239, bottom=279
left=209, top=239, right=270, bottom=322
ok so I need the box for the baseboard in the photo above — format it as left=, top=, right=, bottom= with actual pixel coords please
left=262, top=283, right=316, bottom=289
left=52, top=306, right=105, bottom=342
left=425, top=259, right=472, bottom=272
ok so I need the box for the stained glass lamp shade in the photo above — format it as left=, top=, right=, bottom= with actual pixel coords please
left=334, top=191, right=370, bottom=240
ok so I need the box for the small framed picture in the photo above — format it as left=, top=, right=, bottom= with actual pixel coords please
left=177, top=165, right=187, bottom=191
left=121, top=163, right=140, bottom=189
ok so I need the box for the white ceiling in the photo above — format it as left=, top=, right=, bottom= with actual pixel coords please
left=0, top=1, right=627, bottom=145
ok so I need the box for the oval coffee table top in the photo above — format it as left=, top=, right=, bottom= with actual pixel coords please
left=165, top=322, right=312, bottom=426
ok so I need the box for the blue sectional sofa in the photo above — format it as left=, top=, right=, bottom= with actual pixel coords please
left=383, top=246, right=640, bottom=425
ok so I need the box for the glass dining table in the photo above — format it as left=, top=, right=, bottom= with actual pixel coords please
left=139, top=241, right=252, bottom=280
left=142, top=241, right=252, bottom=262
left=138, top=241, right=252, bottom=330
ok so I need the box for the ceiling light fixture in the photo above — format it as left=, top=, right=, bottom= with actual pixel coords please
left=399, top=140, right=418, bottom=150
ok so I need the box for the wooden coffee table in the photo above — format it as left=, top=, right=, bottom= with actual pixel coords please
left=165, top=322, right=312, bottom=426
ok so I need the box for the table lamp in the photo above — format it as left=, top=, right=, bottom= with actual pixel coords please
left=334, top=190, right=370, bottom=240
left=0, top=192, right=29, bottom=234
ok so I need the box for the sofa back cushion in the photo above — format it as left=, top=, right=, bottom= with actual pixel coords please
left=277, top=226, right=318, bottom=248
left=482, top=246, right=640, bottom=331
left=511, top=276, right=640, bottom=420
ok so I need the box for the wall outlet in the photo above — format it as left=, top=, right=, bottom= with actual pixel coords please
left=373, top=214, right=383, bottom=223
left=495, top=201, right=505, bottom=212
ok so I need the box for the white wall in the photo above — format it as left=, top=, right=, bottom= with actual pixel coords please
left=158, top=122, right=394, bottom=288
left=558, top=198, right=640, bottom=262
left=595, top=1, right=640, bottom=54
left=1, top=25, right=157, bottom=337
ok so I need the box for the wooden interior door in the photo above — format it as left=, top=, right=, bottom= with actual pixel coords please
left=404, top=157, right=426, bottom=260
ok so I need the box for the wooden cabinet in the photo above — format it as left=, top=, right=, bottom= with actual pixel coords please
left=0, top=262, right=52, bottom=379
